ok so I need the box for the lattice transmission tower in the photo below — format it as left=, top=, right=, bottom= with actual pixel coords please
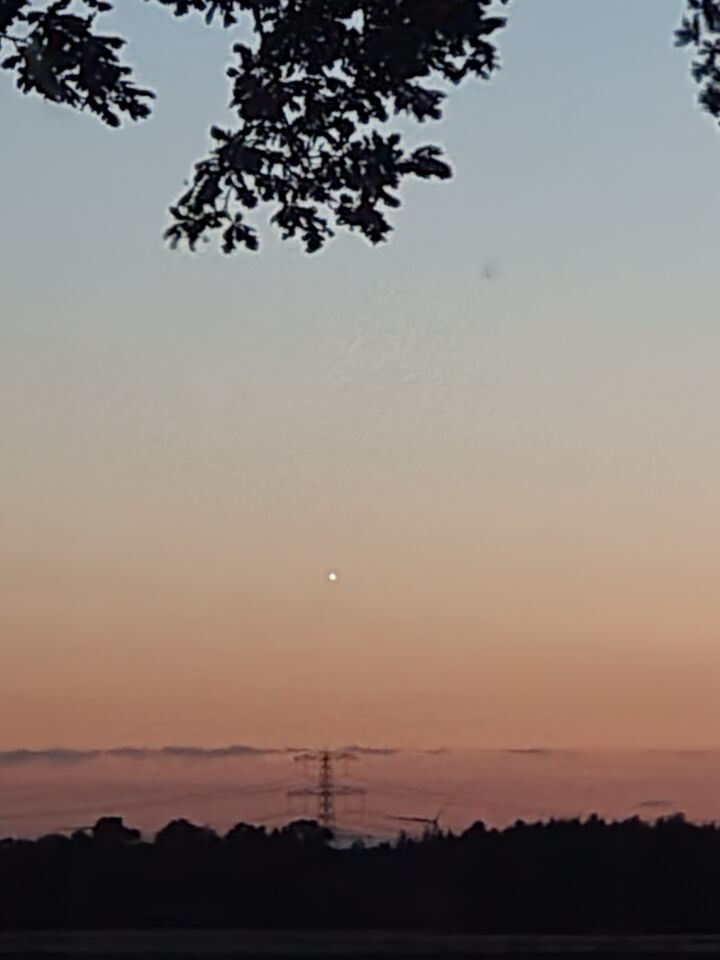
left=288, top=750, right=365, bottom=829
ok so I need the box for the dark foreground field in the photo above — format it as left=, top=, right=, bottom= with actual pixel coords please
left=4, top=932, right=720, bottom=959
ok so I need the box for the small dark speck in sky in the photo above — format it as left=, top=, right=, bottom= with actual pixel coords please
left=481, top=261, right=499, bottom=281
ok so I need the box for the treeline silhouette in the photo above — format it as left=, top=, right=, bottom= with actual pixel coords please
left=1, top=813, right=718, bottom=932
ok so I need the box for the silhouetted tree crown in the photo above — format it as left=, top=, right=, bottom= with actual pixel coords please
left=91, top=816, right=141, bottom=847
left=4, top=812, right=720, bottom=932
left=2, top=0, right=719, bottom=252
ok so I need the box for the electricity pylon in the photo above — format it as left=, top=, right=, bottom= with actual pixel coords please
left=288, top=750, right=365, bottom=829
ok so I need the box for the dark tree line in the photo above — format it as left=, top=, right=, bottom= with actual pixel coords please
left=2, top=812, right=720, bottom=932
left=2, top=0, right=720, bottom=253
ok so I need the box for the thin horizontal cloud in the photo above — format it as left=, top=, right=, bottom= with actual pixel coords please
left=0, top=744, right=407, bottom=765
left=0, top=750, right=99, bottom=765
left=499, top=748, right=563, bottom=757
left=0, top=745, right=283, bottom=765
left=148, top=746, right=282, bottom=760
left=637, top=799, right=675, bottom=809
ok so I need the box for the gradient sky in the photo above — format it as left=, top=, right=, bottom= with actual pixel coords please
left=3, top=0, right=720, bottom=781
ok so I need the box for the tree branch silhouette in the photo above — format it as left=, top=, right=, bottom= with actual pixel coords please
left=2, top=1, right=719, bottom=253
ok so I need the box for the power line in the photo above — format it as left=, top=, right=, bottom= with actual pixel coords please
left=348, top=773, right=447, bottom=800
left=0, top=778, right=293, bottom=824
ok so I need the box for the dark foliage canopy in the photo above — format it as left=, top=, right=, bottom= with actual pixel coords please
left=2, top=0, right=719, bottom=253
left=2, top=813, right=720, bottom=931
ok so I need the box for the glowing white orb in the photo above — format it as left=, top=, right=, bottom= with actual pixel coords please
left=327, top=571, right=338, bottom=583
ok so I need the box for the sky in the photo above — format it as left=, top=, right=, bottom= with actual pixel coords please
left=4, top=747, right=720, bottom=839
left=2, top=0, right=720, bottom=833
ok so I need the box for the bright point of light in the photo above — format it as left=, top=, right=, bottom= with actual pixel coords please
left=327, top=571, right=338, bottom=582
